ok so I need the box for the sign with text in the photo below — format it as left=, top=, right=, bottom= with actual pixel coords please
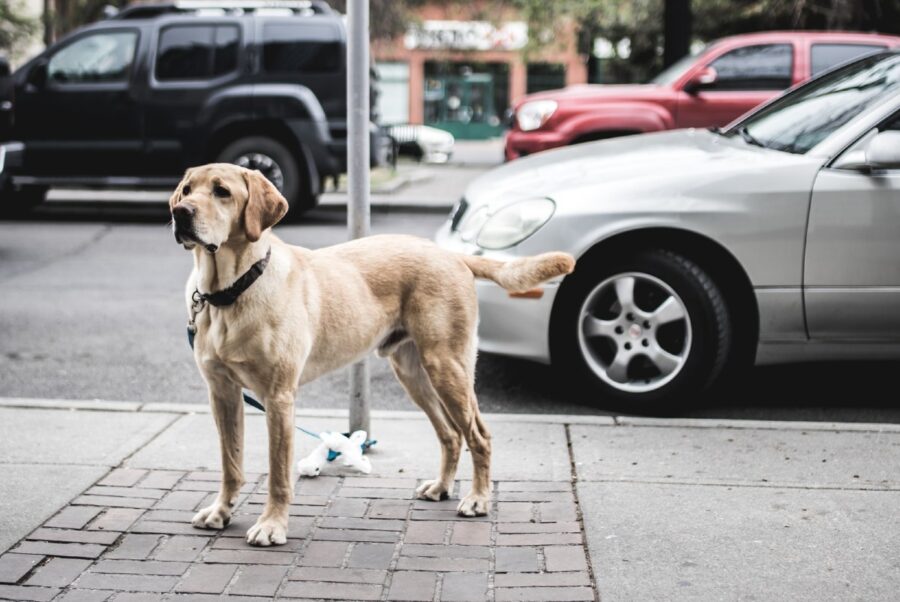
left=405, top=20, right=528, bottom=51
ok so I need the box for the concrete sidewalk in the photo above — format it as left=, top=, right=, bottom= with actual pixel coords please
left=0, top=398, right=898, bottom=601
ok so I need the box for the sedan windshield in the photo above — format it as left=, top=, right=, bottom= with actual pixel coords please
left=728, top=52, right=900, bottom=154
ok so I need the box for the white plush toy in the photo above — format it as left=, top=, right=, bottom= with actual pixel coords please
left=297, top=430, right=372, bottom=477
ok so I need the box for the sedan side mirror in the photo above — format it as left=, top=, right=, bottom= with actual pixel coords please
left=866, top=130, right=900, bottom=170
left=683, top=66, right=717, bottom=94
left=25, top=59, right=48, bottom=90
left=0, top=57, right=10, bottom=78
left=834, top=130, right=900, bottom=172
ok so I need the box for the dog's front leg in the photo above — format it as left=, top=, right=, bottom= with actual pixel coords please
left=192, top=375, right=244, bottom=530
left=247, top=391, right=294, bottom=546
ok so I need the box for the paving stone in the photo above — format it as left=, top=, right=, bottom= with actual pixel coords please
left=170, top=596, right=269, bottom=602
left=395, top=557, right=489, bottom=572
left=44, top=507, right=102, bottom=530
left=103, top=534, right=161, bottom=560
left=75, top=572, right=178, bottom=592
left=387, top=570, right=437, bottom=601
left=0, top=584, right=60, bottom=601
left=142, top=510, right=196, bottom=523
left=497, top=533, right=582, bottom=546
left=538, top=502, right=578, bottom=523
left=494, top=573, right=591, bottom=587
left=156, top=491, right=209, bottom=511
left=404, top=521, right=447, bottom=544
left=294, top=477, right=341, bottom=496
left=212, top=536, right=303, bottom=553
left=131, top=520, right=207, bottom=536
left=288, top=567, right=386, bottom=583
left=543, top=546, right=588, bottom=572
left=229, top=565, right=289, bottom=597
left=346, top=543, right=395, bottom=569
left=203, top=550, right=295, bottom=565
left=88, top=508, right=145, bottom=532
left=139, top=470, right=186, bottom=490
left=174, top=563, right=237, bottom=594
left=340, top=487, right=412, bottom=499
left=152, top=535, right=210, bottom=562
left=113, top=593, right=165, bottom=602
left=54, top=590, right=112, bottom=602
left=495, top=547, right=540, bottom=573
left=501, top=482, right=571, bottom=492
left=300, top=541, right=349, bottom=568
left=367, top=500, right=410, bottom=519
left=314, top=529, right=399, bottom=543
left=27, top=528, right=119, bottom=546
left=450, top=522, right=491, bottom=546
left=401, top=544, right=490, bottom=559
left=319, top=517, right=405, bottom=531
left=495, top=586, right=595, bottom=601
left=326, top=498, right=369, bottom=518
left=72, top=496, right=155, bottom=509
left=26, top=558, right=92, bottom=587
left=13, top=541, right=105, bottom=560
left=498, top=502, right=534, bottom=523
left=410, top=510, right=489, bottom=522
left=98, top=469, right=148, bottom=488
left=0, top=553, right=41, bottom=584
left=90, top=560, right=189, bottom=576
left=86, top=487, right=167, bottom=500
left=498, top=522, right=581, bottom=534
left=280, top=581, right=382, bottom=600
left=344, top=477, right=418, bottom=489
left=441, top=571, right=488, bottom=601
left=499, top=491, right=575, bottom=503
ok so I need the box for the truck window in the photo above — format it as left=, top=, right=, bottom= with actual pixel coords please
left=811, top=44, right=885, bottom=76
left=156, top=25, right=240, bottom=81
left=48, top=31, right=137, bottom=84
left=706, top=44, right=793, bottom=91
left=262, top=23, right=341, bottom=73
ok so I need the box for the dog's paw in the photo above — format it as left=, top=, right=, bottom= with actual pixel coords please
left=457, top=493, right=490, bottom=517
left=415, top=479, right=449, bottom=502
left=191, top=504, right=231, bottom=530
left=246, top=516, right=288, bottom=547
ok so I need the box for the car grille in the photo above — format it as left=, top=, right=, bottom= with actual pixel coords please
left=449, top=198, right=468, bottom=231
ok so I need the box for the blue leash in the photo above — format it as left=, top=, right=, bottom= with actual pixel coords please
left=187, top=327, right=375, bottom=462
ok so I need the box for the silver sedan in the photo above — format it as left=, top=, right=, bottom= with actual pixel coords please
left=435, top=51, right=900, bottom=410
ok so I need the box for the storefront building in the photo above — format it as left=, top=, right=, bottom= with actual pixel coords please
left=373, top=3, right=587, bottom=139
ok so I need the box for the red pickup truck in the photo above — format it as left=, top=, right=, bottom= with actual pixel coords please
left=505, top=31, right=900, bottom=160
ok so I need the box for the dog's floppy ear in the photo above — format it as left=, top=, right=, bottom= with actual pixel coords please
left=169, top=168, right=193, bottom=211
left=243, top=169, right=289, bottom=242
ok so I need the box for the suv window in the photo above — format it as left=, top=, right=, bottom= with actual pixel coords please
left=48, top=30, right=137, bottom=84
left=811, top=43, right=885, bottom=76
left=706, top=44, right=793, bottom=91
left=156, top=25, right=240, bottom=81
left=262, top=23, right=341, bottom=73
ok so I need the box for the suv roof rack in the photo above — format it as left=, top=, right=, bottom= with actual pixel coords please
left=113, top=1, right=335, bottom=20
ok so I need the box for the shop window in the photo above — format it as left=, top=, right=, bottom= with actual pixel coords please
left=423, top=61, right=509, bottom=138
left=527, top=63, right=566, bottom=94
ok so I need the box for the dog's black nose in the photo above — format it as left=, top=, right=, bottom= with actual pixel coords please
left=172, top=203, right=195, bottom=225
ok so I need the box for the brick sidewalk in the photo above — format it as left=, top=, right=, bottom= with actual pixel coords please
left=0, top=468, right=595, bottom=601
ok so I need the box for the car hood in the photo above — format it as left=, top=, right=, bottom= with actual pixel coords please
left=518, top=83, right=671, bottom=106
left=465, top=129, right=820, bottom=210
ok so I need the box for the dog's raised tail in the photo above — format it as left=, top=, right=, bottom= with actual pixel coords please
left=460, top=252, right=575, bottom=293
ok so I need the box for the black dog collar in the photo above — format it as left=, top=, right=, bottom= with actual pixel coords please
left=195, top=247, right=271, bottom=307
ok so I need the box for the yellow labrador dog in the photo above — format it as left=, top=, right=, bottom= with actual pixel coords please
left=170, top=163, right=574, bottom=546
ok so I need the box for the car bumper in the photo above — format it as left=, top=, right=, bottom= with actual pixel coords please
left=505, top=130, right=568, bottom=161
left=435, top=220, right=556, bottom=364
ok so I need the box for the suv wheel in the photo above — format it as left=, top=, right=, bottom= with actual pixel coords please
left=217, top=137, right=314, bottom=217
left=551, top=249, right=731, bottom=412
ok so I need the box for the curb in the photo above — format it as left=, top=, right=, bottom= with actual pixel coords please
left=2, top=396, right=899, bottom=433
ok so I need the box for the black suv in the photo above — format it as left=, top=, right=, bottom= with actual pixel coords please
left=0, top=0, right=379, bottom=214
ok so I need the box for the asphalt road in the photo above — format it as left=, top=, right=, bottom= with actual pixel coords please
left=2, top=199, right=899, bottom=423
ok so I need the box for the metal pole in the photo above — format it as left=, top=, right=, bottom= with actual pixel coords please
left=347, top=0, right=371, bottom=436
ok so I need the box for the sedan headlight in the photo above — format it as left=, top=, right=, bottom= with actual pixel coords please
left=476, top=198, right=556, bottom=250
left=516, top=100, right=558, bottom=131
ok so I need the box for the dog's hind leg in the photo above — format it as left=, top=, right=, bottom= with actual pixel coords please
left=418, top=347, right=492, bottom=517
left=192, top=373, right=244, bottom=530
left=390, top=342, right=463, bottom=502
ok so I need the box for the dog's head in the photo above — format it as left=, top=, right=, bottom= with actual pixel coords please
left=169, top=163, right=288, bottom=252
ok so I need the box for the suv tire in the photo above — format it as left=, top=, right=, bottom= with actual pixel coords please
left=550, top=249, right=731, bottom=413
left=217, top=137, right=314, bottom=218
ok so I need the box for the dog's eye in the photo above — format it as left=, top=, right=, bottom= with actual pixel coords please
left=182, top=185, right=190, bottom=196
left=213, top=185, right=230, bottom=198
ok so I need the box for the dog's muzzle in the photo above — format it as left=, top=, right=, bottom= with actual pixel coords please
left=172, top=204, right=218, bottom=253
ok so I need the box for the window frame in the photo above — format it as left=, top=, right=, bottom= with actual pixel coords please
left=701, top=43, right=795, bottom=92
left=45, top=27, right=140, bottom=91
left=150, top=20, right=243, bottom=88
